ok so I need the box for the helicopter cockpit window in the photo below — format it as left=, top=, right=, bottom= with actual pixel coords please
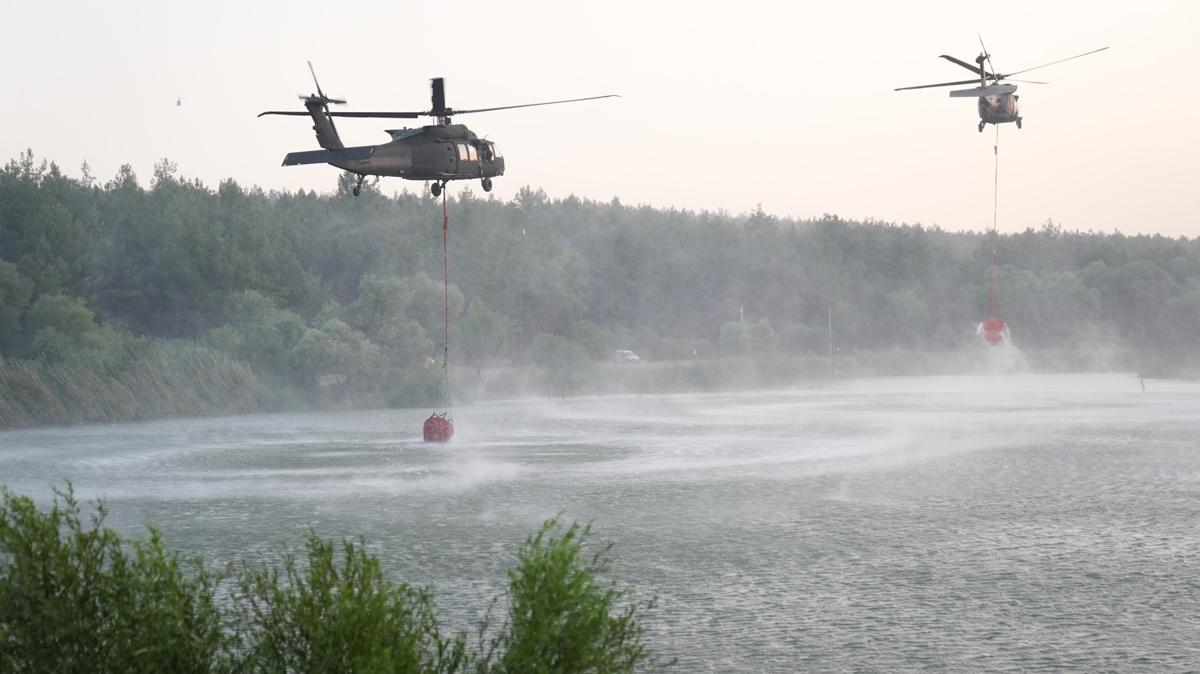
left=479, top=143, right=494, bottom=162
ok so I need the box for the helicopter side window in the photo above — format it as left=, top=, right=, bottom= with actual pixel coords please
left=457, top=144, right=470, bottom=162
left=467, top=145, right=478, bottom=161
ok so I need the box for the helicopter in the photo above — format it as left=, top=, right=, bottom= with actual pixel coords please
left=260, top=63, right=617, bottom=196
left=895, top=41, right=1108, bottom=132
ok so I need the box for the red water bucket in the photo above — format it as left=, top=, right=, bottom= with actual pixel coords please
left=423, top=414, right=454, bottom=442
left=981, top=318, right=1006, bottom=345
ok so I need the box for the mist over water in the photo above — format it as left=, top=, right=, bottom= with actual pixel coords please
left=2, top=373, right=1198, bottom=671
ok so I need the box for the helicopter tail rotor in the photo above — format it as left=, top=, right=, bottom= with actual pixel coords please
left=292, top=61, right=346, bottom=149
left=305, top=60, right=347, bottom=105
left=977, top=34, right=999, bottom=83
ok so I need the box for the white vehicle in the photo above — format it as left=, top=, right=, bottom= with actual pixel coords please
left=613, top=349, right=640, bottom=363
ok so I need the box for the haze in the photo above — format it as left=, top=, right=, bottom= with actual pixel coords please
left=2, top=0, right=1197, bottom=236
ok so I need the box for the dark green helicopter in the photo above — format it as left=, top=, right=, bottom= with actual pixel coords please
left=895, top=39, right=1107, bottom=133
left=259, top=63, right=617, bottom=196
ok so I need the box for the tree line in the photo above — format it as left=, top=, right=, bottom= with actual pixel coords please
left=2, top=151, right=1197, bottom=425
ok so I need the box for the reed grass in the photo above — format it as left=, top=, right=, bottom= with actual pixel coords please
left=0, top=341, right=276, bottom=428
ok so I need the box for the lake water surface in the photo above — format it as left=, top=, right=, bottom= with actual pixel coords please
left=2, top=373, right=1198, bottom=671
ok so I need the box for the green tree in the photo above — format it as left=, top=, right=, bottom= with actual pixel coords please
left=22, top=293, right=128, bottom=362
left=209, top=290, right=307, bottom=373
left=886, top=288, right=931, bottom=348
left=24, top=292, right=95, bottom=340
left=1156, top=287, right=1200, bottom=350
left=0, top=261, right=33, bottom=355
left=717, top=321, right=751, bottom=356
left=529, top=333, right=593, bottom=398
left=460, top=298, right=513, bottom=374
left=748, top=318, right=780, bottom=357
left=781, top=323, right=825, bottom=355
left=291, top=319, right=382, bottom=386
left=341, top=275, right=438, bottom=368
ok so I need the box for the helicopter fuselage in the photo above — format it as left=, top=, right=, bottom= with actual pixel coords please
left=279, top=121, right=505, bottom=195
left=977, top=93, right=1020, bottom=126
left=323, top=125, right=505, bottom=183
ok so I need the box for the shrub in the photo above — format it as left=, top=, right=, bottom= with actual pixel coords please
left=1, top=489, right=663, bottom=673
left=235, top=536, right=468, bottom=674
left=0, top=485, right=227, bottom=673
left=478, top=518, right=657, bottom=674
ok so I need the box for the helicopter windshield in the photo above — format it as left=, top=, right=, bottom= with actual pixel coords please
left=479, top=142, right=500, bottom=163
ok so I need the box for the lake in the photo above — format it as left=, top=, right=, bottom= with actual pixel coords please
left=2, top=373, right=1198, bottom=671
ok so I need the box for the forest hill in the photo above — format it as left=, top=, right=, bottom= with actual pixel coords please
left=1, top=152, right=1198, bottom=427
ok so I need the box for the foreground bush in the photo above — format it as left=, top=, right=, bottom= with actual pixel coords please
left=0, top=486, right=225, bottom=673
left=236, top=536, right=467, bottom=674
left=479, top=519, right=655, bottom=673
left=0, top=487, right=662, bottom=673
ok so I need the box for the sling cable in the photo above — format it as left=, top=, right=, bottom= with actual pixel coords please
left=423, top=187, right=455, bottom=442
left=978, top=125, right=1009, bottom=347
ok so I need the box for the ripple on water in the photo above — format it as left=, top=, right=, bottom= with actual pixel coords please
left=1, top=375, right=1199, bottom=671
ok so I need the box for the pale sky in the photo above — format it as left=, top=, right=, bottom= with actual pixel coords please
left=2, top=0, right=1197, bottom=236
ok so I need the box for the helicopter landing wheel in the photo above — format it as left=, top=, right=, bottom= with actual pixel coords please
left=352, top=186, right=361, bottom=197
left=978, top=121, right=986, bottom=133
left=431, top=182, right=443, bottom=198
left=481, top=177, right=493, bottom=192
left=352, top=173, right=366, bottom=197
left=1016, top=118, right=1022, bottom=129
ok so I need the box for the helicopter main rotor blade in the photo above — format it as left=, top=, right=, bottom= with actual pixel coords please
left=324, top=111, right=424, bottom=118
left=894, top=78, right=982, bottom=92
left=1008, top=78, right=1048, bottom=85
left=258, top=111, right=315, bottom=117
left=452, top=94, right=620, bottom=115
left=939, top=54, right=991, bottom=78
left=1003, top=46, right=1109, bottom=77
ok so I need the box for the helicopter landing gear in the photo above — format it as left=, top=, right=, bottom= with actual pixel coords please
left=481, top=177, right=493, bottom=192
left=352, top=173, right=366, bottom=197
left=978, top=121, right=986, bottom=133
left=430, top=181, right=443, bottom=198
left=1015, top=117, right=1022, bottom=129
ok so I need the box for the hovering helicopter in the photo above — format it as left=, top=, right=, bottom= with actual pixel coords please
left=260, top=63, right=617, bottom=196
left=895, top=40, right=1108, bottom=132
